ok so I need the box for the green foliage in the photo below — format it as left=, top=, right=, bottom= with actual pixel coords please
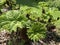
left=27, top=22, right=46, bottom=41
left=0, top=0, right=60, bottom=42
left=38, top=2, right=48, bottom=7
left=0, top=0, right=6, bottom=5
left=0, top=10, right=27, bottom=32
left=0, top=8, right=47, bottom=41
left=48, top=0, right=60, bottom=10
